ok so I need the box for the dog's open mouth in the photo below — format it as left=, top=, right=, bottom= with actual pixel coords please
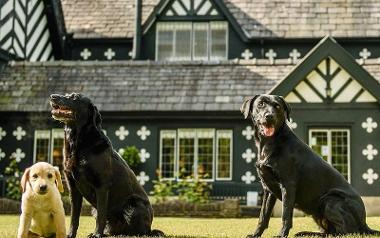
left=50, top=101, right=73, bottom=120
left=259, top=123, right=275, bottom=137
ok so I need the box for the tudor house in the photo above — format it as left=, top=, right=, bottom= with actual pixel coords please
left=0, top=0, right=380, bottom=202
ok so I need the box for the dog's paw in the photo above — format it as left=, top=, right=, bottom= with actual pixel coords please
left=87, top=233, right=106, bottom=238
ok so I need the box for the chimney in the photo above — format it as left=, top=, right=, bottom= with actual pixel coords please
left=132, top=0, right=142, bottom=60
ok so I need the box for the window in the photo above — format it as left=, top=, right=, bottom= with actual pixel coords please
left=216, top=130, right=233, bottom=180
left=159, top=129, right=233, bottom=181
left=309, top=129, right=350, bottom=181
left=156, top=22, right=228, bottom=61
left=160, top=131, right=176, bottom=180
left=51, top=129, right=64, bottom=171
left=34, top=130, right=51, bottom=162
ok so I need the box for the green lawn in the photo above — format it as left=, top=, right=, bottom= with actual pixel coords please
left=2, top=215, right=380, bottom=237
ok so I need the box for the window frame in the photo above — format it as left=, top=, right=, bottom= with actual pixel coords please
left=159, top=128, right=233, bottom=182
left=33, top=130, right=51, bottom=163
left=308, top=128, right=351, bottom=183
left=159, top=130, right=177, bottom=181
left=50, top=129, right=64, bottom=167
left=216, top=130, right=233, bottom=181
left=155, top=21, right=228, bottom=61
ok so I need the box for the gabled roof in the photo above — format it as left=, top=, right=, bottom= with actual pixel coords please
left=60, top=0, right=380, bottom=39
left=270, top=36, right=380, bottom=104
left=142, top=0, right=249, bottom=42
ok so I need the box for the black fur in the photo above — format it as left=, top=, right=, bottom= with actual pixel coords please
left=241, top=94, right=380, bottom=238
left=50, top=93, right=164, bottom=238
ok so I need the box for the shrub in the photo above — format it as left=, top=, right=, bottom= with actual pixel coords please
left=150, top=179, right=175, bottom=203
left=150, top=171, right=212, bottom=204
left=4, top=155, right=23, bottom=200
left=120, top=146, right=141, bottom=168
left=176, top=177, right=211, bottom=204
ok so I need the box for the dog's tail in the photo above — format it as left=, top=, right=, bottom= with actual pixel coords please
left=150, top=229, right=165, bottom=237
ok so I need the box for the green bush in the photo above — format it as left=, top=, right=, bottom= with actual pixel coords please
left=120, top=146, right=141, bottom=168
left=150, top=179, right=175, bottom=203
left=176, top=177, right=211, bottom=204
left=150, top=173, right=212, bottom=204
left=4, top=156, right=23, bottom=200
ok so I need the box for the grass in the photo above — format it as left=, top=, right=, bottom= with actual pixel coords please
left=2, top=215, right=380, bottom=238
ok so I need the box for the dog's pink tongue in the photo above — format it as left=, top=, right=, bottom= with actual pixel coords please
left=263, top=126, right=275, bottom=137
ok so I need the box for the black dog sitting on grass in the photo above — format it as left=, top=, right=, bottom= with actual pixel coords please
left=241, top=94, right=380, bottom=238
left=50, top=93, right=164, bottom=238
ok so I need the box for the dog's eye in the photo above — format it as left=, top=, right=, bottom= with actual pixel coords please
left=258, top=102, right=265, bottom=108
left=275, top=104, right=281, bottom=110
left=47, top=173, right=53, bottom=179
left=32, top=174, right=38, bottom=179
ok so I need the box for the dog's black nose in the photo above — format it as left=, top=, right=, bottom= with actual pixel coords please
left=39, top=184, right=47, bottom=191
left=265, top=114, right=274, bottom=120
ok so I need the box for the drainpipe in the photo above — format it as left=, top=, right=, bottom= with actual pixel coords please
left=132, top=0, right=142, bottom=60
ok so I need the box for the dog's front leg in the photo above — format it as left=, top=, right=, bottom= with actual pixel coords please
left=89, top=187, right=109, bottom=238
left=17, top=211, right=32, bottom=238
left=67, top=177, right=83, bottom=238
left=277, top=184, right=296, bottom=238
left=248, top=189, right=276, bottom=238
left=53, top=207, right=67, bottom=238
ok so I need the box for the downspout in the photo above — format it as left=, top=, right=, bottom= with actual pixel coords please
left=132, top=0, right=142, bottom=60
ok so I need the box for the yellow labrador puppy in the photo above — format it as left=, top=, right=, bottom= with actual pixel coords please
left=18, top=162, right=66, bottom=238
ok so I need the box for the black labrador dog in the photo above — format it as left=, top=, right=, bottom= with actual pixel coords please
left=50, top=93, right=163, bottom=238
left=241, top=94, right=379, bottom=238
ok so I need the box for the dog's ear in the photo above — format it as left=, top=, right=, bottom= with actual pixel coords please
left=20, top=168, right=30, bottom=193
left=92, top=105, right=102, bottom=128
left=54, top=167, right=64, bottom=193
left=277, top=95, right=291, bottom=121
left=240, top=95, right=259, bottom=119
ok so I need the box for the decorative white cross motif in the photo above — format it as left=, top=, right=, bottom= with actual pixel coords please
left=137, top=126, right=151, bottom=141
left=104, top=48, right=115, bottom=60
left=289, top=49, right=301, bottom=64
left=362, top=144, right=378, bottom=160
left=13, top=126, right=26, bottom=140
left=138, top=148, right=150, bottom=163
left=0, top=148, right=5, bottom=160
left=362, top=168, right=378, bottom=185
left=115, top=126, right=129, bottom=140
left=242, top=148, right=256, bottom=163
left=287, top=118, right=297, bottom=129
left=0, top=127, right=6, bottom=140
left=359, top=48, right=371, bottom=60
left=265, top=49, right=277, bottom=64
left=80, top=48, right=92, bottom=60
left=242, top=126, right=254, bottom=140
left=12, top=148, right=25, bottom=163
left=241, top=49, right=253, bottom=60
left=241, top=171, right=256, bottom=184
left=361, top=117, right=378, bottom=133
left=136, top=171, right=149, bottom=186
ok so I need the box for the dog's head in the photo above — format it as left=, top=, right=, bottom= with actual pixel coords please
left=50, top=93, right=101, bottom=128
left=241, top=94, right=291, bottom=138
left=21, top=162, right=64, bottom=195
